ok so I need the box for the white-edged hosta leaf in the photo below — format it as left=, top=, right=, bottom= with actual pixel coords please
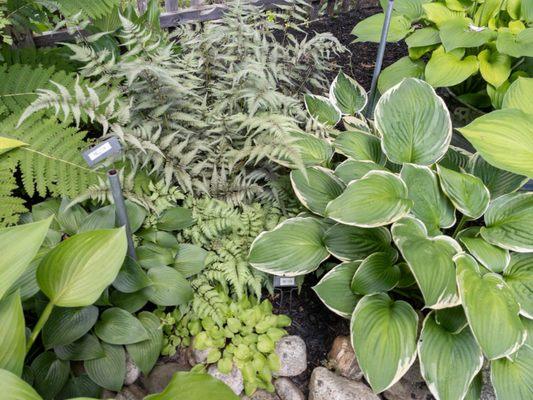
left=304, top=94, right=341, bottom=126
left=281, top=131, right=333, bottom=168
left=326, top=171, right=412, bottom=227
left=392, top=217, right=461, bottom=309
left=378, top=56, right=425, bottom=94
left=84, top=343, right=125, bottom=391
left=503, top=253, right=533, bottom=319
left=334, top=159, right=387, bottom=184
left=113, top=257, right=152, bottom=293
left=290, top=167, right=344, bottom=216
left=455, top=253, right=526, bottom=359
left=434, top=306, right=468, bottom=334
left=481, top=192, right=533, bottom=252
left=54, top=334, right=105, bottom=361
left=418, top=312, right=483, bottom=400
left=249, top=217, right=329, bottom=276
left=464, top=372, right=483, bottom=400
left=142, top=267, right=193, bottom=306
left=173, top=244, right=208, bottom=278
left=0, top=292, right=25, bottom=376
left=42, top=306, right=99, bottom=349
left=375, top=78, right=452, bottom=165
left=31, top=351, right=70, bottom=399
left=94, top=307, right=149, bottom=345
left=324, top=223, right=391, bottom=262
left=350, top=293, right=418, bottom=393
left=0, top=368, right=42, bottom=400
left=502, top=77, right=533, bottom=114
left=439, top=146, right=472, bottom=172
left=312, top=261, right=361, bottom=318
left=37, top=228, right=127, bottom=307
left=351, top=251, right=400, bottom=295
left=439, top=18, right=496, bottom=51
left=397, top=262, right=417, bottom=288
left=478, top=47, right=512, bottom=88
left=329, top=71, right=367, bottom=115
left=425, top=51, right=479, bottom=88
left=496, top=29, right=533, bottom=58
left=334, top=131, right=386, bottom=165
left=457, top=227, right=510, bottom=273
left=126, top=311, right=163, bottom=375
left=401, top=164, right=455, bottom=235
left=437, top=165, right=490, bottom=219
left=351, top=13, right=412, bottom=43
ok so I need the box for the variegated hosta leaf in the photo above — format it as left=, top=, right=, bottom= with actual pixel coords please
left=334, top=131, right=386, bottom=165
left=503, top=253, right=533, bottom=319
left=439, top=146, right=472, bottom=172
left=375, top=78, right=452, bottom=165
left=0, top=369, right=42, bottom=400
left=502, top=77, right=533, bottom=114
left=313, top=261, right=361, bottom=318
left=401, top=164, right=455, bottom=235
left=304, top=94, right=341, bottom=126
left=392, top=217, right=461, bottom=309
left=329, top=71, right=368, bottom=115
left=277, top=131, right=334, bottom=169
left=249, top=217, right=329, bottom=276
left=290, top=167, right=344, bottom=216
left=350, top=293, right=418, bottom=393
left=418, top=312, right=483, bottom=400
left=324, top=223, right=391, bottom=262
left=334, top=159, right=387, bottom=184
left=326, top=171, right=412, bottom=228
left=457, top=227, right=510, bottom=273
left=455, top=253, right=526, bottom=360
left=0, top=292, right=25, bottom=376
left=481, top=192, right=533, bottom=252
left=434, top=306, right=468, bottom=334
left=351, top=251, right=400, bottom=295
left=464, top=372, right=483, bottom=400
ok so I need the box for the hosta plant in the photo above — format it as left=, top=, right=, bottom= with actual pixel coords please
left=249, top=75, right=533, bottom=399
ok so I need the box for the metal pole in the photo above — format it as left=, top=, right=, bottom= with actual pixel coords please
left=107, top=169, right=136, bottom=260
left=365, top=0, right=395, bottom=118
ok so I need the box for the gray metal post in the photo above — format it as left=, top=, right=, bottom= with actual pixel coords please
left=107, top=169, right=136, bottom=260
left=365, top=0, right=395, bottom=118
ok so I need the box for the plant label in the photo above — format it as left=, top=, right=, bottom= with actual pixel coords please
left=82, top=137, right=122, bottom=167
left=273, top=276, right=297, bottom=288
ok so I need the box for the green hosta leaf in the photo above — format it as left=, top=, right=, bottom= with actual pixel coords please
left=439, top=18, right=496, bottom=52
left=0, top=369, right=42, bottom=400
left=397, top=262, right=417, bottom=288
left=249, top=217, right=329, bottom=276
left=304, top=94, right=341, bottom=126
left=282, top=131, right=333, bottom=168
left=440, top=146, right=472, bottom=172
left=406, top=27, right=441, bottom=47
left=324, top=223, right=391, bottom=262
left=334, top=159, right=387, bottom=184
left=393, top=0, right=432, bottom=20
left=329, top=71, right=367, bottom=115
left=352, top=13, right=411, bottom=43
left=351, top=251, right=400, bottom=295
left=378, top=57, right=425, bottom=94
left=157, top=207, right=194, bottom=231
left=56, top=374, right=102, bottom=400
left=31, top=351, right=70, bottom=399
left=326, top=171, right=412, bottom=227
left=113, top=257, right=152, bottom=293
left=350, top=293, right=418, bottom=393
left=313, top=262, right=361, bottom=318
left=445, top=0, right=474, bottom=12
left=173, top=244, right=208, bottom=278
left=470, top=154, right=528, bottom=199
left=425, top=50, right=479, bottom=88
left=478, top=47, right=511, bottom=88
left=401, top=164, right=455, bottom=235
left=481, top=192, right=533, bottom=252
left=392, top=217, right=461, bottom=308
left=524, top=0, right=533, bottom=22
left=78, top=206, right=115, bottom=233
left=458, top=227, right=510, bottom=273
left=437, top=165, right=490, bottom=219
left=144, top=371, right=239, bottom=400
left=124, top=200, right=147, bottom=233
left=8, top=248, right=47, bottom=301
left=418, top=312, right=483, bottom=400
left=496, top=29, right=533, bottom=58
left=503, top=253, right=533, bottom=319
left=422, top=3, right=464, bottom=27
left=54, top=334, right=105, bottom=361
left=137, top=229, right=178, bottom=250
left=375, top=78, right=452, bottom=165
left=334, top=131, right=386, bottom=165
left=502, top=77, right=533, bottom=114
left=143, top=266, right=193, bottom=306
left=56, top=199, right=88, bottom=236
left=42, top=306, right=99, bottom=349
left=0, top=292, right=25, bottom=376
left=455, top=253, right=526, bottom=359
left=37, top=228, right=127, bottom=307
left=0, top=216, right=51, bottom=300
left=126, top=312, right=163, bottom=375
left=290, top=167, right=344, bottom=216
left=84, top=343, right=125, bottom=391
left=110, top=290, right=147, bottom=313
left=137, top=243, right=175, bottom=269
left=434, top=306, right=468, bottom=334
left=94, top=307, right=149, bottom=345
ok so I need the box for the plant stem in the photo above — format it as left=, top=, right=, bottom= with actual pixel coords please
left=453, top=215, right=468, bottom=238
left=26, top=301, right=54, bottom=353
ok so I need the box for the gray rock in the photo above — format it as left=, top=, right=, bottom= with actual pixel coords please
left=142, top=362, right=190, bottom=394
left=187, top=343, right=210, bottom=366
left=125, top=353, right=141, bottom=385
left=275, top=336, right=307, bottom=377
left=327, top=336, right=363, bottom=381
left=115, top=384, right=146, bottom=400
left=309, top=367, right=379, bottom=400
left=274, top=378, right=305, bottom=400
left=208, top=363, right=244, bottom=395
left=101, top=389, right=116, bottom=399
left=383, top=362, right=432, bottom=400
left=250, top=389, right=281, bottom=400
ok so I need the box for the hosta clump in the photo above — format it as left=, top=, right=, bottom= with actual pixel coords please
left=156, top=294, right=291, bottom=396
left=249, top=74, right=533, bottom=399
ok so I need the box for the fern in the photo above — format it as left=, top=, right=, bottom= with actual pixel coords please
left=55, top=0, right=121, bottom=19
left=0, top=158, right=26, bottom=227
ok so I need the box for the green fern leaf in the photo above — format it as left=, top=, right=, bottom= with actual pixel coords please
left=56, top=0, right=121, bottom=19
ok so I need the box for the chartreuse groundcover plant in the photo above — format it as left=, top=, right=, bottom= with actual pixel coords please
left=249, top=74, right=533, bottom=399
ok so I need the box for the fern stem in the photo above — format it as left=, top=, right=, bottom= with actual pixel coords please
left=26, top=301, right=54, bottom=353
left=21, top=147, right=103, bottom=175
left=0, top=92, right=38, bottom=97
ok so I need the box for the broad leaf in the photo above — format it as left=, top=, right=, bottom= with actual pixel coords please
left=503, top=253, right=533, bottom=319
left=304, top=94, right=341, bottom=126
left=351, top=13, right=412, bottom=43
left=31, top=351, right=70, bottom=399
left=478, top=47, right=511, bottom=88
left=157, top=207, right=194, bottom=231
left=113, top=257, right=152, bottom=293
left=42, top=306, right=99, bottom=348
left=334, top=130, right=386, bottom=165
left=78, top=206, right=115, bottom=233
left=143, top=267, right=193, bottom=306
left=434, top=306, right=468, bottom=334
left=282, top=131, right=333, bottom=168
left=502, top=77, right=533, bottom=114
left=334, top=159, right=386, bottom=184
left=378, top=56, right=425, bottom=94
left=94, top=307, right=149, bottom=345
left=351, top=251, right=400, bottom=295
left=350, top=293, right=418, bottom=393
left=422, top=3, right=464, bottom=27
left=425, top=51, right=479, bottom=88
left=54, top=334, right=105, bottom=361
left=110, top=290, right=147, bottom=313
left=439, top=18, right=496, bottom=51
left=124, top=200, right=147, bottom=233
left=55, top=374, right=102, bottom=400
left=0, top=136, right=26, bottom=154
left=173, top=244, right=208, bottom=278
left=126, top=311, right=163, bottom=375
left=457, top=227, right=510, bottom=273
left=0, top=369, right=42, bottom=400
left=84, top=343, right=125, bottom=391
left=496, top=29, right=533, bottom=58
left=56, top=199, right=88, bottom=236
left=136, top=243, right=175, bottom=269
left=406, top=27, right=441, bottom=47
left=0, top=292, right=25, bottom=376
left=329, top=71, right=367, bottom=114
left=439, top=146, right=472, bottom=172
left=324, top=223, right=391, bottom=262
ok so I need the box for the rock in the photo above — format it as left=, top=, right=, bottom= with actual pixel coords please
left=115, top=384, right=146, bottom=400
left=481, top=363, right=496, bottom=400
left=327, top=336, right=363, bottom=381
left=101, top=389, right=116, bottom=399
left=142, top=362, right=190, bottom=394
left=166, top=346, right=191, bottom=368
left=274, top=378, right=305, bottom=400
left=250, top=389, right=281, bottom=400
left=274, top=336, right=307, bottom=377
left=383, top=362, right=432, bottom=400
left=309, top=367, right=379, bottom=400
left=125, top=353, right=141, bottom=385
left=208, top=363, right=244, bottom=395
left=187, top=343, right=210, bottom=366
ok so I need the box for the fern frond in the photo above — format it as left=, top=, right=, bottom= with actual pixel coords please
left=55, top=0, right=120, bottom=19
left=0, top=158, right=27, bottom=227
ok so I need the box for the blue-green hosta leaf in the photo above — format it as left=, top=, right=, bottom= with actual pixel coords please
left=84, top=343, right=125, bottom=391
left=290, top=167, right=344, bottom=216
left=478, top=47, right=512, bottom=88
left=502, top=77, right=533, bottom=114
left=157, top=206, right=194, bottom=232
left=324, top=223, right=391, bottom=262
left=304, top=94, right=341, bottom=126
left=313, top=261, right=361, bottom=318
left=423, top=3, right=465, bottom=27
left=418, top=312, right=483, bottom=400
left=42, top=306, right=99, bottom=349
left=334, top=159, right=387, bottom=184
left=113, top=257, right=152, bottom=293
left=56, top=199, right=88, bottom=236
left=31, top=351, right=70, bottom=399
left=0, top=292, right=25, bottom=376
left=401, top=164, right=455, bottom=235
left=56, top=374, right=102, bottom=400
left=439, top=18, right=496, bottom=52
left=137, top=229, right=178, bottom=250
left=350, top=293, right=418, bottom=393
left=378, top=57, right=425, bottom=94
left=54, top=334, right=105, bottom=361
left=503, top=253, right=533, bottom=319
left=425, top=50, right=479, bottom=88
left=7, top=248, right=47, bottom=301
left=392, top=217, right=461, bottom=308
left=351, top=13, right=412, bottom=43
left=351, top=251, right=400, bottom=295
left=37, top=228, right=127, bottom=307
left=110, top=290, right=147, bottom=313
left=375, top=78, right=452, bottom=165
left=136, top=243, right=175, bottom=269
left=78, top=205, right=115, bottom=233
left=249, top=217, right=329, bottom=276
left=124, top=200, right=147, bottom=233
left=329, top=71, right=367, bottom=115
left=481, top=192, right=533, bottom=252
left=496, top=29, right=533, bottom=58
left=173, top=244, right=208, bottom=278
left=524, top=0, right=533, bottom=23
left=280, top=131, right=333, bottom=168
left=0, top=369, right=42, bottom=400
left=126, top=311, right=163, bottom=375
left=326, top=171, right=412, bottom=228
left=0, top=216, right=51, bottom=300
left=457, top=227, right=510, bottom=273
left=94, top=307, right=149, bottom=345
left=334, top=131, right=386, bottom=165
left=455, top=253, right=526, bottom=359
left=143, top=267, right=193, bottom=306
